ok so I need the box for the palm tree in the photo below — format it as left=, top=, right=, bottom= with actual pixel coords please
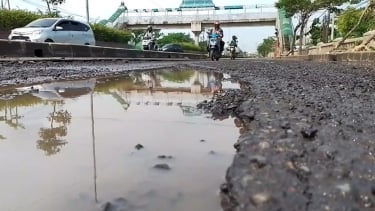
left=37, top=101, right=71, bottom=156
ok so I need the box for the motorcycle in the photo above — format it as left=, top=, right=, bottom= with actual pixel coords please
left=207, top=33, right=221, bottom=61
left=229, top=45, right=236, bottom=60
left=142, top=35, right=156, bottom=51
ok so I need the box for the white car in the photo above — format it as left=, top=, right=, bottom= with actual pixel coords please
left=8, top=18, right=96, bottom=45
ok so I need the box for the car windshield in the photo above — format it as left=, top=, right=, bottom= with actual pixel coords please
left=25, top=19, right=58, bottom=28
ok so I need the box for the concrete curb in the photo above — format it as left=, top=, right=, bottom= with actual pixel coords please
left=0, top=39, right=207, bottom=60
left=0, top=57, right=193, bottom=62
left=278, top=52, right=375, bottom=62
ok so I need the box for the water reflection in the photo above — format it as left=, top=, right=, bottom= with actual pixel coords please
left=0, top=70, right=238, bottom=154
left=0, top=96, right=31, bottom=131
left=37, top=101, right=72, bottom=156
left=95, top=70, right=235, bottom=110
left=0, top=70, right=240, bottom=211
left=0, top=93, right=44, bottom=140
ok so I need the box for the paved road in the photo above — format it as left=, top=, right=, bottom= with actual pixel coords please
left=196, top=60, right=375, bottom=211
left=0, top=59, right=190, bottom=87
left=0, top=59, right=374, bottom=210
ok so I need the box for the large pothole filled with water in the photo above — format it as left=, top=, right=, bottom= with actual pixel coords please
left=0, top=70, right=241, bottom=211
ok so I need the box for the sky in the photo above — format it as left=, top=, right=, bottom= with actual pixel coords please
left=9, top=0, right=279, bottom=52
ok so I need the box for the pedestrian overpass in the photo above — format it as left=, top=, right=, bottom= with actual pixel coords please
left=98, top=0, right=294, bottom=54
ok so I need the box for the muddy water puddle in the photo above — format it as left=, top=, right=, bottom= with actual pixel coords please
left=0, top=70, right=240, bottom=211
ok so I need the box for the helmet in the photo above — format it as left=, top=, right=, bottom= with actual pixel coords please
left=214, top=21, right=220, bottom=27
left=147, top=25, right=153, bottom=31
left=232, top=35, right=237, bottom=40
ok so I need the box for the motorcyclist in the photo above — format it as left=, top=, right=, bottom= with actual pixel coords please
left=229, top=35, right=238, bottom=48
left=144, top=25, right=155, bottom=39
left=208, top=21, right=225, bottom=54
left=143, top=25, right=156, bottom=50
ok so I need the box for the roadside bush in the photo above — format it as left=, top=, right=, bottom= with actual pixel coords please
left=156, top=32, right=205, bottom=52
left=0, top=9, right=49, bottom=30
left=91, top=24, right=132, bottom=43
left=178, top=42, right=205, bottom=52
left=337, top=7, right=375, bottom=38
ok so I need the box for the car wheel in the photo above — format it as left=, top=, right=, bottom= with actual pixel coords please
left=45, top=39, right=54, bottom=43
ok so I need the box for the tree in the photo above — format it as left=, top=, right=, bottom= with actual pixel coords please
left=321, top=12, right=331, bottom=42
left=276, top=0, right=358, bottom=55
left=157, top=33, right=194, bottom=46
left=308, top=18, right=322, bottom=45
left=154, top=30, right=163, bottom=41
left=198, top=40, right=207, bottom=50
left=159, top=70, right=195, bottom=83
left=37, top=101, right=71, bottom=156
left=257, top=37, right=275, bottom=57
left=337, top=7, right=375, bottom=38
left=335, top=1, right=375, bottom=49
left=130, top=29, right=144, bottom=46
left=43, top=0, right=65, bottom=15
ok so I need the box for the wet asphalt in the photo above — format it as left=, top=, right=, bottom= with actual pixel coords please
left=1, top=59, right=374, bottom=211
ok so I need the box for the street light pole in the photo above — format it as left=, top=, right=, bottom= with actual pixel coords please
left=90, top=92, right=98, bottom=203
left=1, top=0, right=11, bottom=10
left=86, top=0, right=90, bottom=23
left=331, top=12, right=335, bottom=41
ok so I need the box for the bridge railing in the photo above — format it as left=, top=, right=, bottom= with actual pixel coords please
left=118, top=12, right=277, bottom=25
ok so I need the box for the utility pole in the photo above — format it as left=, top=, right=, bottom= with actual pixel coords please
left=331, top=12, right=335, bottom=41
left=326, top=10, right=330, bottom=42
left=1, top=0, right=10, bottom=10
left=86, top=0, right=90, bottom=23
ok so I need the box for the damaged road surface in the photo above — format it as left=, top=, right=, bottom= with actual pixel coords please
left=195, top=60, right=375, bottom=211
left=0, top=59, right=375, bottom=211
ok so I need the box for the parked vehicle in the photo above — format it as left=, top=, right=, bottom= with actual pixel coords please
left=159, top=43, right=184, bottom=52
left=8, top=18, right=96, bottom=45
left=207, top=33, right=221, bottom=61
left=142, top=35, right=156, bottom=50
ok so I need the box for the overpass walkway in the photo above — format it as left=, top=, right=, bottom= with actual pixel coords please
left=98, top=1, right=294, bottom=54
left=100, top=3, right=277, bottom=28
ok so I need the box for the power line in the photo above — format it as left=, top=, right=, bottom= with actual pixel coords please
left=21, top=0, right=96, bottom=21
left=21, top=0, right=48, bottom=10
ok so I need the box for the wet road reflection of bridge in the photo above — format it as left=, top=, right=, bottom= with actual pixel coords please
left=0, top=70, right=241, bottom=209
left=97, top=70, right=239, bottom=108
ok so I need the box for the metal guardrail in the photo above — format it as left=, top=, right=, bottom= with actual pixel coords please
left=123, top=4, right=275, bottom=13
left=118, top=12, right=277, bottom=25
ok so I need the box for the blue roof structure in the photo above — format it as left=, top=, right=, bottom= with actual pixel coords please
left=224, top=5, right=243, bottom=10
left=179, top=0, right=215, bottom=8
